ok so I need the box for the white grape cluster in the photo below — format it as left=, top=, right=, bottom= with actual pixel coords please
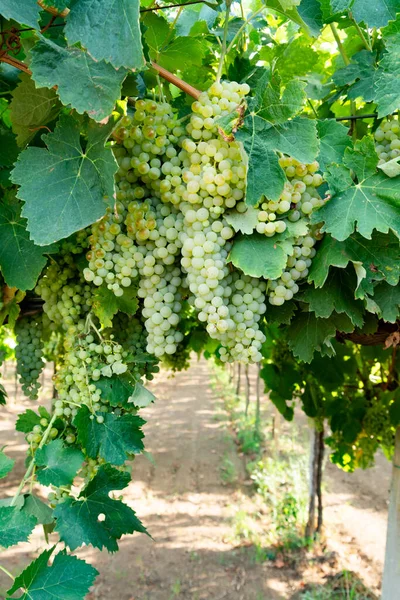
left=268, top=231, right=318, bottom=306
left=55, top=333, right=128, bottom=422
left=15, top=315, right=45, bottom=399
left=374, top=116, right=400, bottom=165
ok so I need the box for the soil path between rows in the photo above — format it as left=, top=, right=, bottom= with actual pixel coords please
left=0, top=359, right=390, bottom=599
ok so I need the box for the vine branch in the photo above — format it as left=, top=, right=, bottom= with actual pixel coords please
left=151, top=61, right=201, bottom=99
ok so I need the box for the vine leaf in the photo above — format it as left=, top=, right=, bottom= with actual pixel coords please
left=0, top=0, right=40, bottom=29
left=11, top=114, right=117, bottom=246
left=308, top=231, right=400, bottom=295
left=0, top=203, right=56, bottom=290
left=16, top=409, right=42, bottom=433
left=54, top=465, right=148, bottom=552
left=375, top=21, right=400, bottom=117
left=158, top=37, right=208, bottom=72
left=10, top=73, right=61, bottom=147
left=225, top=206, right=259, bottom=234
left=22, top=494, right=54, bottom=525
left=333, top=50, right=378, bottom=103
left=287, top=311, right=354, bottom=363
left=236, top=70, right=318, bottom=204
left=330, top=0, right=399, bottom=28
left=0, top=449, right=15, bottom=479
left=92, top=285, right=138, bottom=328
left=129, top=382, right=156, bottom=408
left=371, top=282, right=400, bottom=323
left=30, top=36, right=127, bottom=123
left=7, top=547, right=98, bottom=600
left=35, top=440, right=84, bottom=487
left=229, top=222, right=308, bottom=279
left=312, top=137, right=400, bottom=241
left=94, top=375, right=135, bottom=407
left=65, top=0, right=145, bottom=71
left=316, top=119, right=351, bottom=171
left=0, top=506, right=36, bottom=548
left=301, top=269, right=365, bottom=327
left=74, top=405, right=145, bottom=465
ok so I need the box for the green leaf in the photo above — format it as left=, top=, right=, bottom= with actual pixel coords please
left=176, top=4, right=218, bottom=36
left=225, top=206, right=259, bottom=234
left=266, top=301, right=296, bottom=325
left=7, top=547, right=98, bottom=600
left=12, top=114, right=117, bottom=246
left=35, top=440, right=84, bottom=487
left=375, top=26, right=400, bottom=118
left=316, top=119, right=351, bottom=171
left=0, top=450, right=14, bottom=479
left=129, top=382, right=156, bottom=408
left=65, top=0, right=145, bottom=70
left=30, top=36, right=127, bottom=122
left=15, top=409, right=41, bottom=433
left=0, top=203, right=56, bottom=290
left=0, top=0, right=40, bottom=29
left=0, top=505, right=36, bottom=548
left=54, top=465, right=147, bottom=552
left=287, top=312, right=352, bottom=362
left=298, top=0, right=324, bottom=36
left=92, top=285, right=138, bottom=327
left=333, top=50, right=378, bottom=103
left=331, top=0, right=399, bottom=27
left=0, top=126, right=19, bottom=168
left=10, top=73, right=60, bottom=147
left=74, top=406, right=145, bottom=465
left=372, top=282, right=400, bottom=322
left=22, top=494, right=54, bottom=525
left=312, top=137, right=400, bottom=240
left=229, top=232, right=289, bottom=279
left=236, top=70, right=318, bottom=204
left=308, top=231, right=400, bottom=292
left=158, top=37, right=207, bottom=72
left=94, top=374, right=135, bottom=407
left=301, top=269, right=364, bottom=326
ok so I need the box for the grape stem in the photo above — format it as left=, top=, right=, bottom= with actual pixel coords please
left=216, top=0, right=232, bottom=83
left=37, top=0, right=70, bottom=18
left=0, top=564, right=14, bottom=581
left=10, top=414, right=57, bottom=506
left=151, top=61, right=201, bottom=99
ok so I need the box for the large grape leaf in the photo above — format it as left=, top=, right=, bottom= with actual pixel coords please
left=301, top=269, right=365, bottom=326
left=54, top=465, right=147, bottom=552
left=10, top=73, right=60, bottom=147
left=0, top=505, right=36, bottom=548
left=0, top=203, right=56, bottom=290
left=128, top=382, right=156, bottom=408
left=158, top=37, right=207, bottom=72
left=15, top=409, right=42, bottom=433
left=74, top=406, right=145, bottom=465
left=312, top=137, right=400, bottom=241
left=30, top=36, right=127, bottom=122
left=330, top=0, right=399, bottom=27
left=287, top=311, right=354, bottom=362
left=35, top=440, right=84, bottom=487
left=22, top=494, right=54, bottom=526
left=298, top=0, right=324, bottom=36
left=0, top=0, right=40, bottom=29
left=65, top=0, right=145, bottom=71
left=374, top=25, right=400, bottom=118
left=11, top=114, right=117, bottom=245
left=371, top=282, right=400, bottom=323
left=236, top=70, right=318, bottom=204
left=225, top=206, right=259, bottom=234
left=7, top=548, right=98, bottom=600
left=316, top=119, right=351, bottom=171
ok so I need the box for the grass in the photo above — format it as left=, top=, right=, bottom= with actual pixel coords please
left=298, top=570, right=378, bottom=599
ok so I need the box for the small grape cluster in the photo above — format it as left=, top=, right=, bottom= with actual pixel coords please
left=374, top=116, right=400, bottom=165
left=15, top=315, right=45, bottom=399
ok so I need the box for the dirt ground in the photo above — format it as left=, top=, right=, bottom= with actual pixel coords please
left=0, top=358, right=390, bottom=599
